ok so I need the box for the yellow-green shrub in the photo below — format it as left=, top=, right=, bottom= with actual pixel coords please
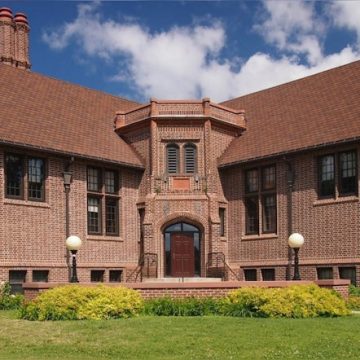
left=226, top=285, right=350, bottom=318
left=347, top=296, right=360, bottom=311
left=20, top=285, right=143, bottom=320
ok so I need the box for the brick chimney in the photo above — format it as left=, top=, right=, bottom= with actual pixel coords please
left=0, top=7, right=30, bottom=69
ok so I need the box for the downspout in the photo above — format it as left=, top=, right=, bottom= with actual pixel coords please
left=284, top=158, right=294, bottom=280
left=64, top=157, right=74, bottom=281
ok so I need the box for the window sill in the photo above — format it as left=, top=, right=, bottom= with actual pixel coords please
left=220, top=236, right=227, bottom=242
left=241, top=233, right=278, bottom=241
left=3, top=199, right=50, bottom=208
left=87, top=235, right=123, bottom=242
left=313, top=196, right=359, bottom=207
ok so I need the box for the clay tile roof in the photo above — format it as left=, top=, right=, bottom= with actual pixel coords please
left=0, top=64, right=144, bottom=168
left=219, top=60, right=360, bottom=167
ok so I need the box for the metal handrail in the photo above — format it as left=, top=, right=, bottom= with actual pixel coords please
left=207, top=252, right=240, bottom=281
left=126, top=252, right=158, bottom=282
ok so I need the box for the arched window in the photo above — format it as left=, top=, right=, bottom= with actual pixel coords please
left=184, top=143, right=197, bottom=173
left=166, top=144, right=179, bottom=174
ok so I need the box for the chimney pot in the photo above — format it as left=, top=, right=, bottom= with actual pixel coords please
left=14, top=13, right=28, bottom=25
left=0, top=8, right=13, bottom=20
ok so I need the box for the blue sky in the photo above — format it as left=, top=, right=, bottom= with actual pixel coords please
left=7, top=1, right=360, bottom=102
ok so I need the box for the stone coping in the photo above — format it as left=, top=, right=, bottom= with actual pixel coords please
left=22, top=279, right=350, bottom=290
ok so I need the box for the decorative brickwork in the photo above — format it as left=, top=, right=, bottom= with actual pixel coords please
left=0, top=8, right=359, bottom=288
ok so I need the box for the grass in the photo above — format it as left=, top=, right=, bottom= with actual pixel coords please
left=0, top=311, right=359, bottom=360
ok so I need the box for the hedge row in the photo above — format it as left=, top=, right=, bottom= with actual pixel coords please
left=20, top=285, right=143, bottom=320
left=19, top=284, right=350, bottom=320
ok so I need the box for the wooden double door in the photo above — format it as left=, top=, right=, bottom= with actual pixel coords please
left=170, top=233, right=195, bottom=277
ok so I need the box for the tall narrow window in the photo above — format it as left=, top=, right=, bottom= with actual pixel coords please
left=245, top=169, right=259, bottom=235
left=184, top=144, right=197, bottom=173
left=5, top=153, right=23, bottom=198
left=219, top=208, right=226, bottom=237
left=87, top=167, right=101, bottom=192
left=87, top=166, right=120, bottom=236
left=318, top=155, right=335, bottom=197
left=166, top=144, right=179, bottom=174
left=28, top=157, right=45, bottom=201
left=245, top=165, right=276, bottom=235
left=88, top=197, right=101, bottom=234
left=105, top=198, right=119, bottom=235
left=245, top=197, right=259, bottom=234
left=339, top=150, right=357, bottom=195
left=105, top=170, right=117, bottom=193
left=262, top=194, right=276, bottom=233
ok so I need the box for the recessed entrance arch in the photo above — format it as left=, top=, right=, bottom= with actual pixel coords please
left=164, top=222, right=201, bottom=277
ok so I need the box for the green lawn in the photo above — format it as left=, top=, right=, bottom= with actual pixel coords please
left=0, top=311, right=359, bottom=360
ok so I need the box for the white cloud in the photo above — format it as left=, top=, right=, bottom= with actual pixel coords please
left=329, top=1, right=360, bottom=47
left=43, top=1, right=360, bottom=102
left=254, top=1, right=325, bottom=65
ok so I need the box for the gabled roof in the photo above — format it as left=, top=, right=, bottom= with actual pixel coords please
left=219, top=60, right=360, bottom=167
left=0, top=64, right=144, bottom=169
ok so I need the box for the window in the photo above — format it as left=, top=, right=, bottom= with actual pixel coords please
left=318, top=150, right=357, bottom=198
left=109, top=270, right=123, bottom=282
left=166, top=144, right=179, bottom=174
left=244, top=269, right=257, bottom=281
left=339, top=151, right=357, bottom=195
left=32, top=270, right=49, bottom=282
left=8, top=270, right=27, bottom=294
left=339, top=266, right=356, bottom=285
left=317, top=267, right=333, bottom=280
left=184, top=144, right=197, bottom=173
left=87, top=167, right=120, bottom=236
left=5, top=153, right=45, bottom=201
left=219, top=208, right=226, bottom=237
left=261, top=268, right=275, bottom=281
left=91, top=270, right=105, bottom=282
left=245, top=165, right=277, bottom=235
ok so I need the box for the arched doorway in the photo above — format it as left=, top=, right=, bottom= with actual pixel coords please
left=164, top=222, right=201, bottom=277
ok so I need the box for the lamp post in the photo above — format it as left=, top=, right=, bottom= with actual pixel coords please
left=288, top=233, right=304, bottom=280
left=65, top=235, right=82, bottom=283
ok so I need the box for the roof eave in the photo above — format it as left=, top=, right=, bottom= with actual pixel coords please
left=0, top=139, right=145, bottom=170
left=218, top=136, right=360, bottom=169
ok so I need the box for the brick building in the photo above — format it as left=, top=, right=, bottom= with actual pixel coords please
left=0, top=8, right=359, bottom=289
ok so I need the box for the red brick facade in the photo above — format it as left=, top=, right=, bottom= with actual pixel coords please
left=0, top=8, right=359, bottom=289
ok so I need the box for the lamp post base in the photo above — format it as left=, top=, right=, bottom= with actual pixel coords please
left=292, top=248, right=301, bottom=280
left=70, top=250, right=79, bottom=283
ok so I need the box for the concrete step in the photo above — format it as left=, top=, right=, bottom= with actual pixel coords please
left=143, top=277, right=223, bottom=283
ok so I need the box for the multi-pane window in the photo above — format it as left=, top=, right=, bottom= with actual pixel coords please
left=184, top=144, right=197, bottom=173
left=245, top=165, right=277, bottom=235
left=318, top=150, right=357, bottom=198
left=5, top=153, right=45, bottom=201
left=318, top=155, right=335, bottom=197
left=87, top=167, right=120, bottom=236
left=339, top=151, right=357, bottom=195
left=28, top=158, right=45, bottom=200
left=87, top=197, right=101, bottom=234
left=166, top=144, right=179, bottom=174
left=105, top=198, right=119, bottom=235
